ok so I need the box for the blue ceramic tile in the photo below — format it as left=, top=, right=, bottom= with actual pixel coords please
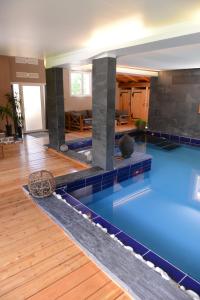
left=92, top=184, right=102, bottom=193
left=130, top=162, right=142, bottom=170
left=161, top=133, right=170, bottom=139
left=143, top=159, right=152, bottom=166
left=143, top=251, right=185, bottom=283
left=102, top=175, right=115, bottom=185
left=67, top=184, right=85, bottom=193
left=93, top=216, right=121, bottom=235
left=117, top=166, right=130, bottom=175
left=180, top=276, right=200, bottom=295
left=146, top=130, right=151, bottom=135
left=67, top=143, right=75, bottom=150
left=115, top=134, right=121, bottom=140
left=144, top=166, right=151, bottom=172
left=130, top=169, right=141, bottom=177
left=102, top=181, right=115, bottom=190
left=86, top=174, right=102, bottom=185
left=117, top=174, right=130, bottom=182
left=62, top=194, right=80, bottom=207
left=116, top=232, right=148, bottom=255
left=103, top=170, right=117, bottom=179
left=82, top=183, right=102, bottom=194
left=75, top=203, right=98, bottom=219
left=67, top=179, right=85, bottom=189
left=55, top=188, right=66, bottom=196
left=170, top=135, right=180, bottom=143
left=154, top=132, right=161, bottom=137
left=130, top=165, right=139, bottom=171
left=180, top=136, right=190, bottom=143
left=69, top=186, right=87, bottom=199
left=191, top=138, right=200, bottom=145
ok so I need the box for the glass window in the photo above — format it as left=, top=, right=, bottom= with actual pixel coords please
left=70, top=71, right=91, bottom=97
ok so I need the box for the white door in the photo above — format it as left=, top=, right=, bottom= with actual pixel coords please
left=21, top=85, right=45, bottom=133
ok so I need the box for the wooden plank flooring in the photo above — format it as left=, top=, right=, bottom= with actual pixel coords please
left=0, top=136, right=131, bottom=300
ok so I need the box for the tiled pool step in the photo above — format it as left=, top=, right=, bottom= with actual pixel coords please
left=146, top=131, right=200, bottom=147
left=66, top=132, right=135, bottom=151
left=56, top=158, right=151, bottom=193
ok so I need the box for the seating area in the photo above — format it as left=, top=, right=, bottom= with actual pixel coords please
left=65, top=110, right=92, bottom=131
left=65, top=109, right=130, bottom=131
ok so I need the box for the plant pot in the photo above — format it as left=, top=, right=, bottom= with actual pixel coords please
left=137, top=124, right=146, bottom=131
left=5, top=124, right=12, bottom=137
left=17, top=126, right=23, bottom=138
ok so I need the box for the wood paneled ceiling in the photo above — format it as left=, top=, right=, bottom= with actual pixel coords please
left=116, top=73, right=150, bottom=83
left=116, top=73, right=150, bottom=88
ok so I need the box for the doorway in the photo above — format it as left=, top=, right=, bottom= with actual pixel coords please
left=13, top=84, right=46, bottom=133
left=117, top=74, right=150, bottom=123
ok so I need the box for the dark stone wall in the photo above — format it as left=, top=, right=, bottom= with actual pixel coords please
left=92, top=57, right=116, bottom=170
left=46, top=68, right=65, bottom=150
left=149, top=69, right=200, bottom=138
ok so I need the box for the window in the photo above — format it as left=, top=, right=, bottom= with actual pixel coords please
left=70, top=71, right=91, bottom=97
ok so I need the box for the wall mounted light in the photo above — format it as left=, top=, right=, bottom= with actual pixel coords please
left=198, top=104, right=200, bottom=114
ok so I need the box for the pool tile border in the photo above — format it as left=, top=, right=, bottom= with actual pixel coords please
left=56, top=158, right=152, bottom=193
left=93, top=217, right=121, bottom=235
left=146, top=130, right=200, bottom=148
left=66, top=133, right=126, bottom=151
left=55, top=158, right=200, bottom=297
left=116, top=232, right=149, bottom=256
left=143, top=251, right=185, bottom=283
left=180, top=276, right=200, bottom=296
left=60, top=190, right=200, bottom=296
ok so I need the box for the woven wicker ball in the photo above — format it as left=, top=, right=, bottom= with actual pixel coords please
left=28, top=170, right=56, bottom=198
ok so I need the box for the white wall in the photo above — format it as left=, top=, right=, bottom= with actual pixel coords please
left=63, top=68, right=120, bottom=111
left=63, top=68, right=92, bottom=111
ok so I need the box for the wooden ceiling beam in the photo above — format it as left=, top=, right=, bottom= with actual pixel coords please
left=116, top=74, right=150, bottom=84
left=118, top=82, right=150, bottom=88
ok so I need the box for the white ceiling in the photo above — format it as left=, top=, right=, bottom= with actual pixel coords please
left=1, top=0, right=200, bottom=71
left=0, top=0, right=200, bottom=59
left=118, top=43, right=200, bottom=70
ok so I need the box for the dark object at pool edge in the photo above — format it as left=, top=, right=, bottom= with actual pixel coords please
left=119, top=134, right=134, bottom=158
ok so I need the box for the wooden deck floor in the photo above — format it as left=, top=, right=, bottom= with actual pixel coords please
left=0, top=136, right=131, bottom=300
left=28, top=123, right=136, bottom=146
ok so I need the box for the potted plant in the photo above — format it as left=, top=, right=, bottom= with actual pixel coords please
left=5, top=93, right=23, bottom=138
left=0, top=101, right=13, bottom=136
left=135, top=119, right=147, bottom=131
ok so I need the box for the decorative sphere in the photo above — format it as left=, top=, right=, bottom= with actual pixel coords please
left=60, top=144, right=68, bottom=152
left=119, top=134, right=134, bottom=159
left=28, top=170, right=56, bottom=198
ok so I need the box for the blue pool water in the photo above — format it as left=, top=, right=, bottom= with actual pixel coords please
left=72, top=142, right=200, bottom=281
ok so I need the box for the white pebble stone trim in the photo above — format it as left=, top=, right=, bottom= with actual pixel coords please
left=186, top=290, right=200, bottom=300
left=55, top=193, right=199, bottom=299
left=146, top=261, right=155, bottom=269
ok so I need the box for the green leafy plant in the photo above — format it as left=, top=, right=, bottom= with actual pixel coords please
left=0, top=92, right=23, bottom=137
left=5, top=93, right=23, bottom=128
left=135, top=119, right=147, bottom=130
left=0, top=102, right=13, bottom=126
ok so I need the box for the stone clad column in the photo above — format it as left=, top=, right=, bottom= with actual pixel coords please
left=46, top=68, right=65, bottom=150
left=92, top=57, right=116, bottom=170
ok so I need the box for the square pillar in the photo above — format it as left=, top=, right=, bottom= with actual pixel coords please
left=92, top=57, right=116, bottom=170
left=46, top=68, right=65, bottom=150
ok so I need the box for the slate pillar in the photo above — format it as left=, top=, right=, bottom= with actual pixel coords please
left=92, top=57, right=116, bottom=170
left=46, top=68, right=65, bottom=150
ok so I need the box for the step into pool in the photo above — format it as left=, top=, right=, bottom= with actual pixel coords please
left=69, top=142, right=200, bottom=283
